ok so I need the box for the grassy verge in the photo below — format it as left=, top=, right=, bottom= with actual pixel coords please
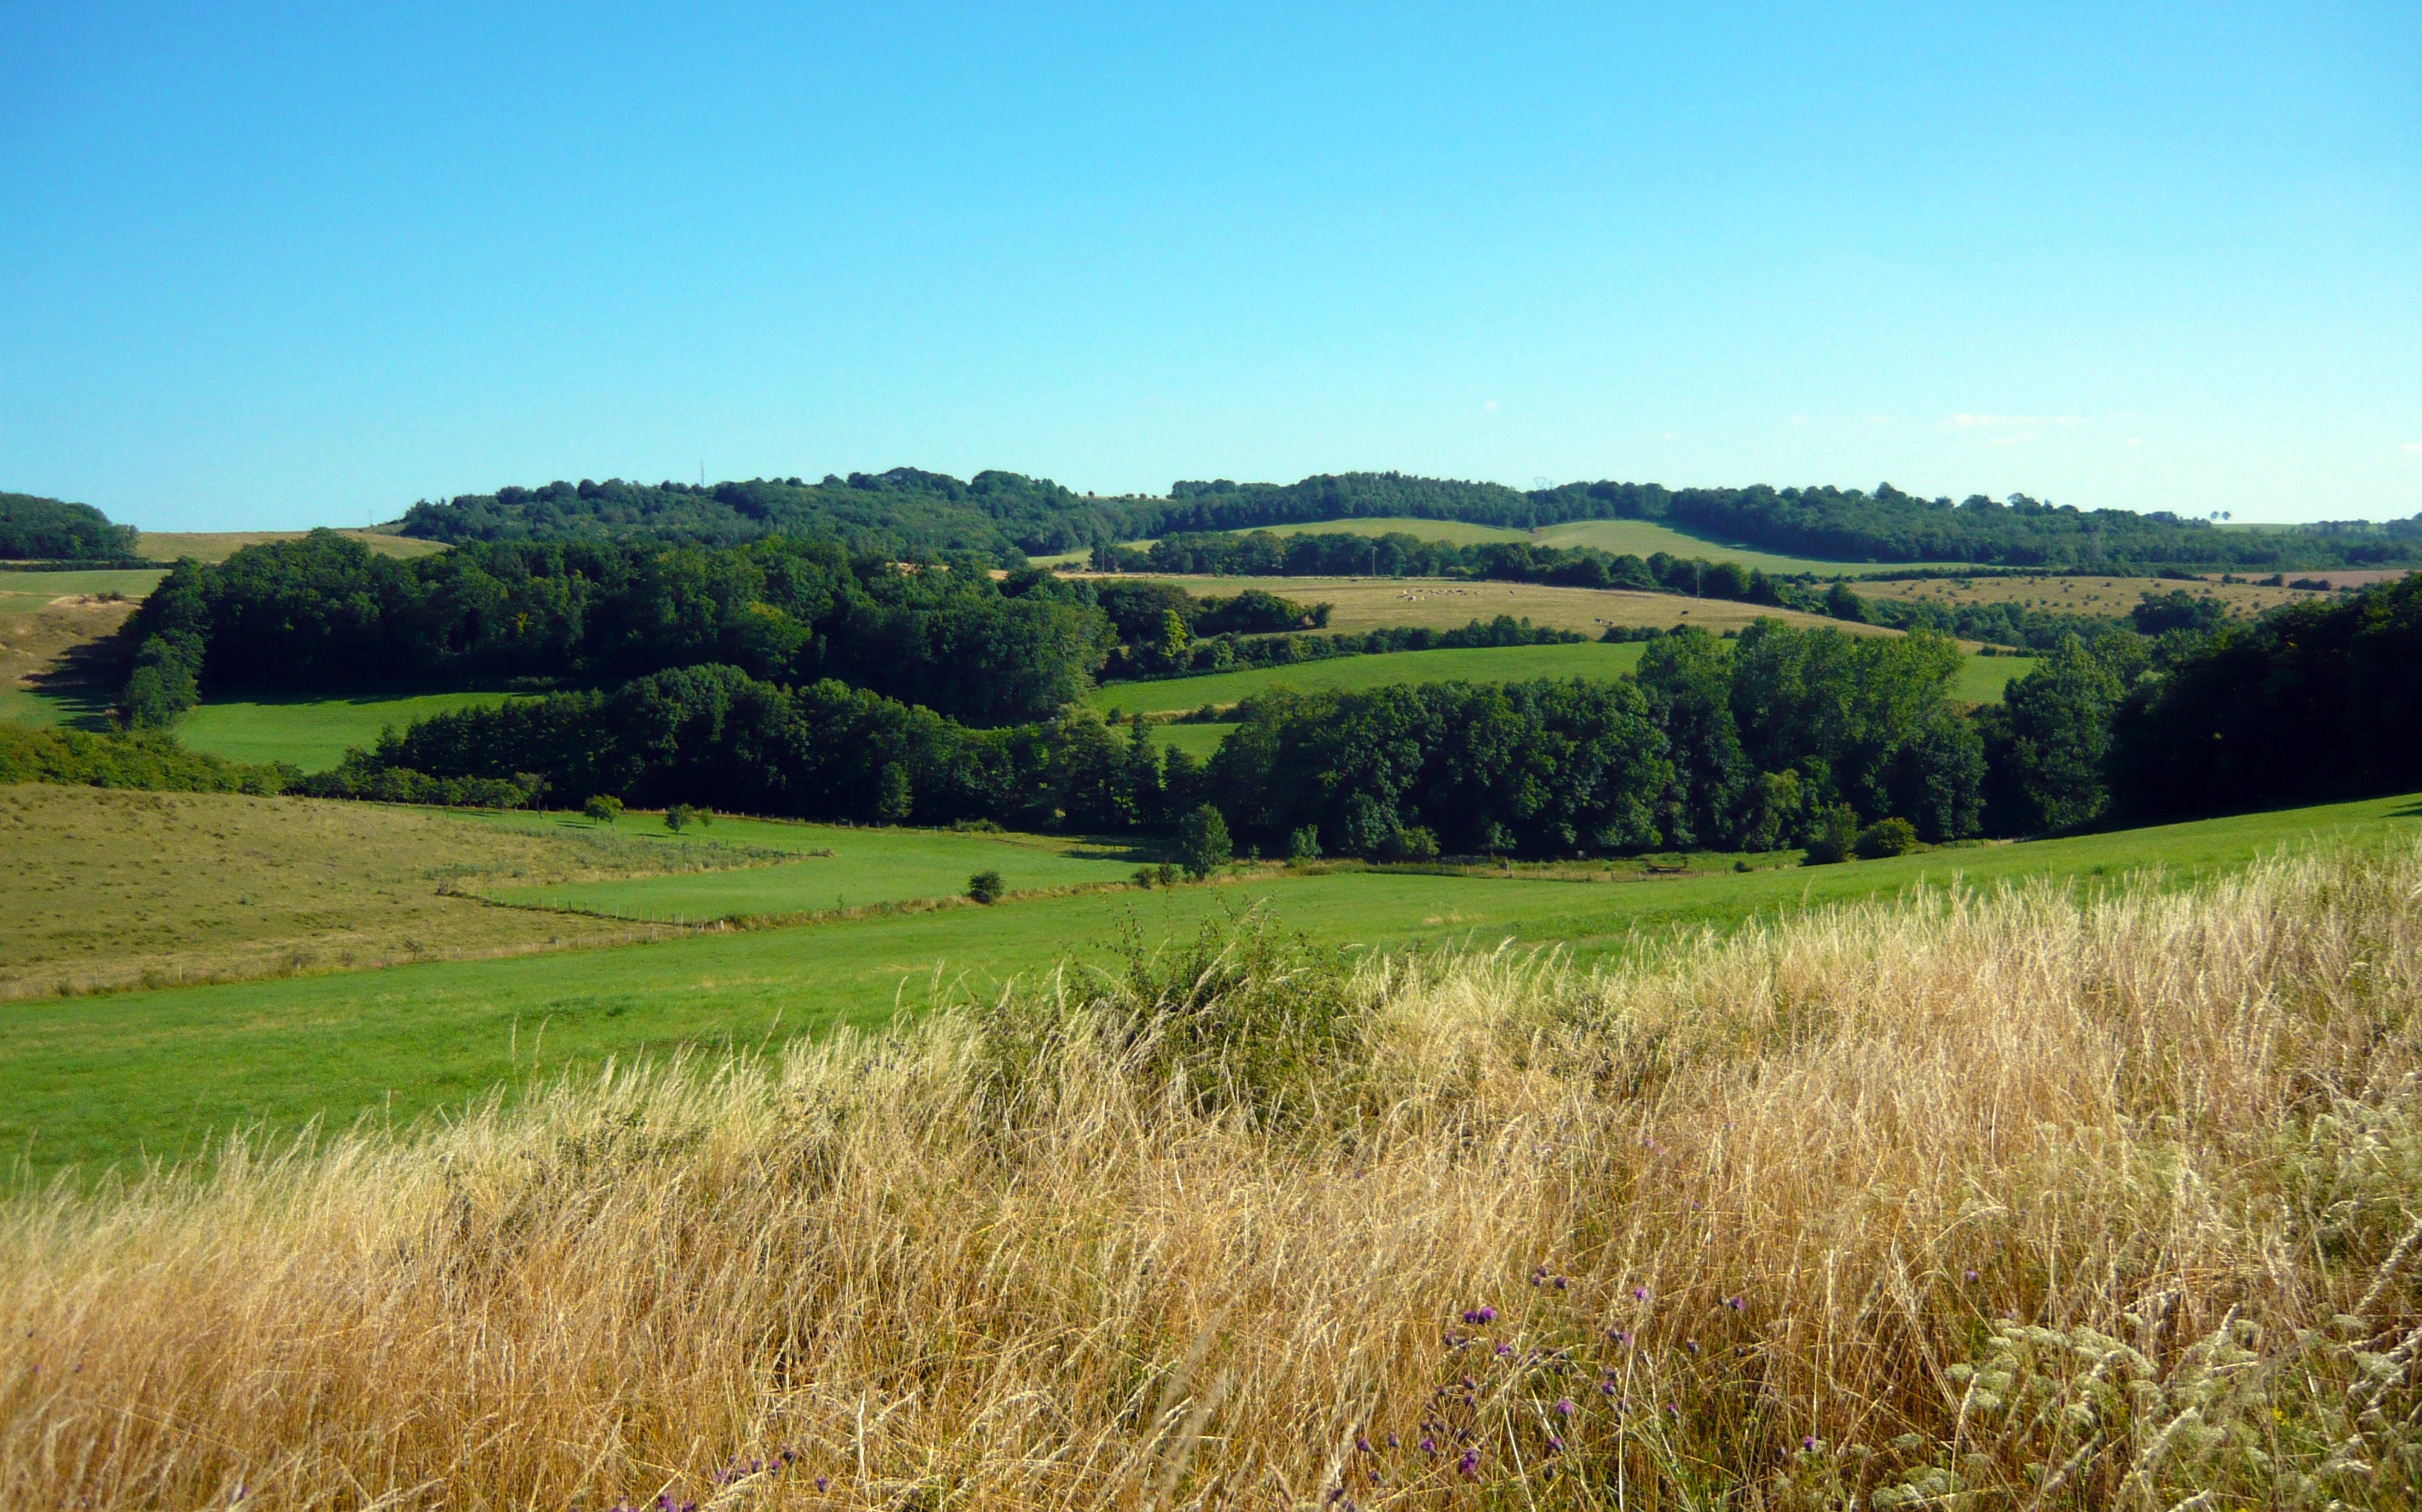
left=1, top=791, right=2412, bottom=1177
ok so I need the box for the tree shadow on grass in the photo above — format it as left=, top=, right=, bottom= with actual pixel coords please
left=19, top=629, right=128, bottom=731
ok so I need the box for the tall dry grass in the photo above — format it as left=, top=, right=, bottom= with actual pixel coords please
left=5, top=841, right=2421, bottom=1508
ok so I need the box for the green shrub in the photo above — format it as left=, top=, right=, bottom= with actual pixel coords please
left=1385, top=825, right=1440, bottom=861
left=582, top=795, right=623, bottom=826
left=0, top=720, right=287, bottom=795
left=1131, top=867, right=1157, bottom=890
left=1156, top=862, right=1181, bottom=889
left=968, top=870, right=1005, bottom=904
left=1177, top=804, right=1231, bottom=879
left=664, top=803, right=712, bottom=833
left=1287, top=825, right=1323, bottom=861
left=1855, top=816, right=1921, bottom=859
left=1802, top=802, right=1861, bottom=865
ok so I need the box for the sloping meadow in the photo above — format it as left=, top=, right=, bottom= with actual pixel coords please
left=5, top=838, right=2421, bottom=1508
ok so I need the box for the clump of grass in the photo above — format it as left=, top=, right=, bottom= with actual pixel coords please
left=3, top=840, right=2421, bottom=1507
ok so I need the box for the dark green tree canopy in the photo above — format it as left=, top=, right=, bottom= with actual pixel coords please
left=0, top=491, right=140, bottom=561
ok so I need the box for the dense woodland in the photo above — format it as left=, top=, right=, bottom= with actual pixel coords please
left=86, top=526, right=2422, bottom=856
left=394, top=468, right=2422, bottom=570
left=287, top=576, right=2422, bottom=855
left=0, top=490, right=140, bottom=561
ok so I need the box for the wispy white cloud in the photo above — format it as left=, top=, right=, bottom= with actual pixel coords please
left=2403, top=441, right=2422, bottom=454
left=1482, top=399, right=1498, bottom=412
left=1788, top=414, right=1812, bottom=425
left=1866, top=415, right=1894, bottom=424
left=1989, top=434, right=2039, bottom=447
left=1943, top=413, right=2084, bottom=431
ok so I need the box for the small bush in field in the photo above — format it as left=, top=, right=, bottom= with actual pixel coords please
left=582, top=795, right=623, bottom=826
left=1802, top=802, right=1860, bottom=864
left=967, top=870, right=1005, bottom=904
left=663, top=803, right=712, bottom=833
left=1855, top=817, right=1920, bottom=859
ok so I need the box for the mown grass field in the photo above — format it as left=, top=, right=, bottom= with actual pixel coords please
left=483, top=819, right=1155, bottom=922
left=3, top=789, right=2411, bottom=1177
left=177, top=690, right=534, bottom=770
left=134, top=529, right=444, bottom=564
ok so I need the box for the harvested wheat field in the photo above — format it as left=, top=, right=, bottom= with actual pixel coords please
left=5, top=839, right=2421, bottom=1508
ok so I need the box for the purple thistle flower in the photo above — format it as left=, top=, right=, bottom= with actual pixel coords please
left=1386, top=1432, right=1399, bottom=1448
left=1356, top=1435, right=1372, bottom=1453
left=815, top=1476, right=830, bottom=1492
left=1684, top=1338, right=1700, bottom=1354
left=1630, top=1285, right=1650, bottom=1302
left=1726, top=1295, right=1745, bottom=1311
left=1495, top=1343, right=1514, bottom=1358
left=1419, top=1436, right=1437, bottom=1456
left=1599, top=1379, right=1616, bottom=1396
left=1457, top=1450, right=1480, bottom=1478
left=1546, top=1436, right=1565, bottom=1453
left=1964, top=1269, right=1980, bottom=1282
left=1802, top=1435, right=1819, bottom=1453
left=1555, top=1398, right=1576, bottom=1416
left=1552, top=1276, right=1568, bottom=1290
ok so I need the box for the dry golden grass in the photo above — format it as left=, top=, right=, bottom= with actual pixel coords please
left=5, top=839, right=2421, bottom=1507
left=133, top=530, right=445, bottom=564
left=1858, top=573, right=2320, bottom=618
left=0, top=786, right=740, bottom=998
left=1071, top=573, right=1889, bottom=638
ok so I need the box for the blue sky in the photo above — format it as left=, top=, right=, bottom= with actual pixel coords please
left=3, top=1, right=2416, bottom=530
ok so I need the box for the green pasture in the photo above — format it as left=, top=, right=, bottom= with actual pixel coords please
left=4, top=791, right=2415, bottom=1178
left=1531, top=519, right=1910, bottom=576
left=178, top=691, right=531, bottom=770
left=1953, top=655, right=2037, bottom=703
left=480, top=818, right=1154, bottom=922
left=1091, top=642, right=1650, bottom=717
left=1092, top=642, right=2033, bottom=720
left=0, top=568, right=165, bottom=608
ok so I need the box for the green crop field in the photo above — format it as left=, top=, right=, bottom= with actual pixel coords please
left=177, top=691, right=534, bottom=769
left=482, top=820, right=1155, bottom=922
left=3, top=790, right=2412, bottom=1177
